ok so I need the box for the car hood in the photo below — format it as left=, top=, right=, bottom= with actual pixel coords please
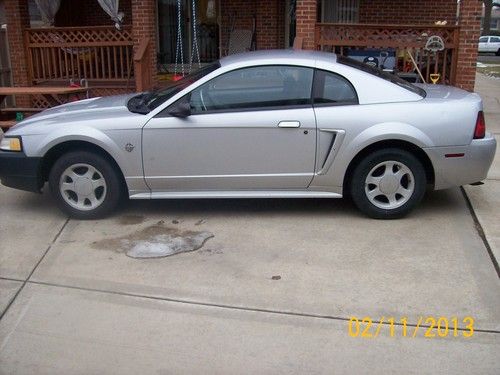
left=10, top=93, right=142, bottom=133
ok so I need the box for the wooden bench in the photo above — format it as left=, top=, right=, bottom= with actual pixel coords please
left=0, top=120, right=16, bottom=129
left=0, top=107, right=43, bottom=113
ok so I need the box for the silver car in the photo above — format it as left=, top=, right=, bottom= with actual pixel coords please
left=0, top=50, right=496, bottom=219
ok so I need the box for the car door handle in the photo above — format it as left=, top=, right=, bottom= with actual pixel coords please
left=278, top=121, right=301, bottom=128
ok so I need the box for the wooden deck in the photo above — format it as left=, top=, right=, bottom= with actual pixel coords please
left=25, top=26, right=134, bottom=84
left=20, top=26, right=154, bottom=108
left=315, top=23, right=460, bottom=85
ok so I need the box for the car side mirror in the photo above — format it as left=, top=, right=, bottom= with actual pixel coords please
left=168, top=97, right=191, bottom=118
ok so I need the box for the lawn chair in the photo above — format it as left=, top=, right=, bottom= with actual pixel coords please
left=226, top=29, right=253, bottom=55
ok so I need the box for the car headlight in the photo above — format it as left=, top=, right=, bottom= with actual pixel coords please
left=0, top=136, right=23, bottom=152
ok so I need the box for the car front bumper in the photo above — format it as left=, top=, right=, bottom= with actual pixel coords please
left=0, top=151, right=43, bottom=193
left=424, top=135, right=497, bottom=190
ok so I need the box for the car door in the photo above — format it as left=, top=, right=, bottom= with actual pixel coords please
left=142, top=65, right=316, bottom=192
left=489, top=36, right=500, bottom=53
left=479, top=36, right=489, bottom=53
left=310, top=69, right=359, bottom=183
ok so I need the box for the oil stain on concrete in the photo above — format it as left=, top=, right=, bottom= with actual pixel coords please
left=118, top=215, right=145, bottom=225
left=92, top=222, right=214, bottom=259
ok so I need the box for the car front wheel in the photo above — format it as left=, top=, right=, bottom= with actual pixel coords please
left=350, top=148, right=427, bottom=219
left=49, top=151, right=124, bottom=219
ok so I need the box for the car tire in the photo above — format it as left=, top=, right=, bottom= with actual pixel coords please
left=496, top=48, right=500, bottom=56
left=49, top=151, right=124, bottom=219
left=349, top=148, right=427, bottom=219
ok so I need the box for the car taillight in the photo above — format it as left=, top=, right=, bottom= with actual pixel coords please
left=474, top=111, right=486, bottom=139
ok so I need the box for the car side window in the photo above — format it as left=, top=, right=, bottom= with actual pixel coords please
left=490, top=37, right=500, bottom=43
left=313, top=70, right=358, bottom=106
left=189, top=65, right=314, bottom=113
left=479, top=36, right=488, bottom=43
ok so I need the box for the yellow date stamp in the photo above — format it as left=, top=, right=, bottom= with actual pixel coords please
left=348, top=316, right=474, bottom=338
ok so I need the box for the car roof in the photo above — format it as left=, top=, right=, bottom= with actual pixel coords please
left=219, top=49, right=338, bottom=67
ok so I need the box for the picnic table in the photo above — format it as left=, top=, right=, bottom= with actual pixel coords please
left=0, top=86, right=89, bottom=129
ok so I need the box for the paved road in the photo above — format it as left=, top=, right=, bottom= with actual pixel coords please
left=478, top=54, right=500, bottom=64
left=0, top=75, right=499, bottom=374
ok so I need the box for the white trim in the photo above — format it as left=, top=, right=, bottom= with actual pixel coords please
left=130, top=190, right=342, bottom=200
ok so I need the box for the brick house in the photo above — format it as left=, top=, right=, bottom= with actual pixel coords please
left=0, top=0, right=483, bottom=108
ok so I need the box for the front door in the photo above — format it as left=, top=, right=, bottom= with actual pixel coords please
left=143, top=65, right=316, bottom=191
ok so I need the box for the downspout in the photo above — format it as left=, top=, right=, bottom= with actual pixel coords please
left=456, top=0, right=461, bottom=25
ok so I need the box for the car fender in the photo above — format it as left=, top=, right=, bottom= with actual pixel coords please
left=347, top=122, right=434, bottom=153
left=312, top=122, right=435, bottom=190
left=23, top=127, right=134, bottom=178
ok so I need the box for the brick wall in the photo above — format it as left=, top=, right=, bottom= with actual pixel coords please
left=4, top=0, right=30, bottom=106
left=220, top=0, right=285, bottom=52
left=296, top=0, right=317, bottom=50
left=359, top=0, right=457, bottom=24
left=256, top=0, right=285, bottom=50
left=131, top=0, right=157, bottom=89
left=455, top=0, right=482, bottom=91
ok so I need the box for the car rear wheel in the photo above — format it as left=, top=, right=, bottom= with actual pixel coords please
left=496, top=48, right=500, bottom=56
left=350, top=148, right=427, bottom=219
left=49, top=151, right=124, bottom=219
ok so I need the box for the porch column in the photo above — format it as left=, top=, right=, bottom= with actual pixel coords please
left=455, top=0, right=482, bottom=91
left=296, top=0, right=317, bottom=50
left=131, top=0, right=158, bottom=91
left=5, top=0, right=30, bottom=105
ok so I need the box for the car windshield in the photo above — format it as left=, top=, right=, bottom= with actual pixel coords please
left=337, top=55, right=426, bottom=98
left=127, top=62, right=221, bottom=114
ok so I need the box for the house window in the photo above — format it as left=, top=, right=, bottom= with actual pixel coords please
left=27, top=0, right=44, bottom=28
left=321, top=0, right=360, bottom=23
left=491, top=18, right=500, bottom=30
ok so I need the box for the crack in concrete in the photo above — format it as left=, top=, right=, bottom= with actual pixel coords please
left=0, top=217, right=70, bottom=321
left=20, top=279, right=500, bottom=334
left=460, top=187, right=500, bottom=278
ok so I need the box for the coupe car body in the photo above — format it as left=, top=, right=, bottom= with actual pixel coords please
left=0, top=50, right=496, bottom=219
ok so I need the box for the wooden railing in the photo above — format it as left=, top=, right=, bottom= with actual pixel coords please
left=315, top=23, right=460, bottom=85
left=25, top=26, right=134, bottom=84
left=134, top=38, right=152, bottom=92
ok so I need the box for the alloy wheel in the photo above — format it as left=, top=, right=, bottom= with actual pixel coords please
left=59, top=163, right=107, bottom=211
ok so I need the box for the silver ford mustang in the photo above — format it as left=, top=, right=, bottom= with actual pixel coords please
left=0, top=50, right=496, bottom=219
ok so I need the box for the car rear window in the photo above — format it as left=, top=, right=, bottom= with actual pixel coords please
left=313, top=70, right=358, bottom=105
left=337, top=55, right=426, bottom=98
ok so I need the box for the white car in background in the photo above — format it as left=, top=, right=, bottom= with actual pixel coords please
left=478, top=35, right=500, bottom=55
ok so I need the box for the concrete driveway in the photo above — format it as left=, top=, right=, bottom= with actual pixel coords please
left=0, top=76, right=499, bottom=374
